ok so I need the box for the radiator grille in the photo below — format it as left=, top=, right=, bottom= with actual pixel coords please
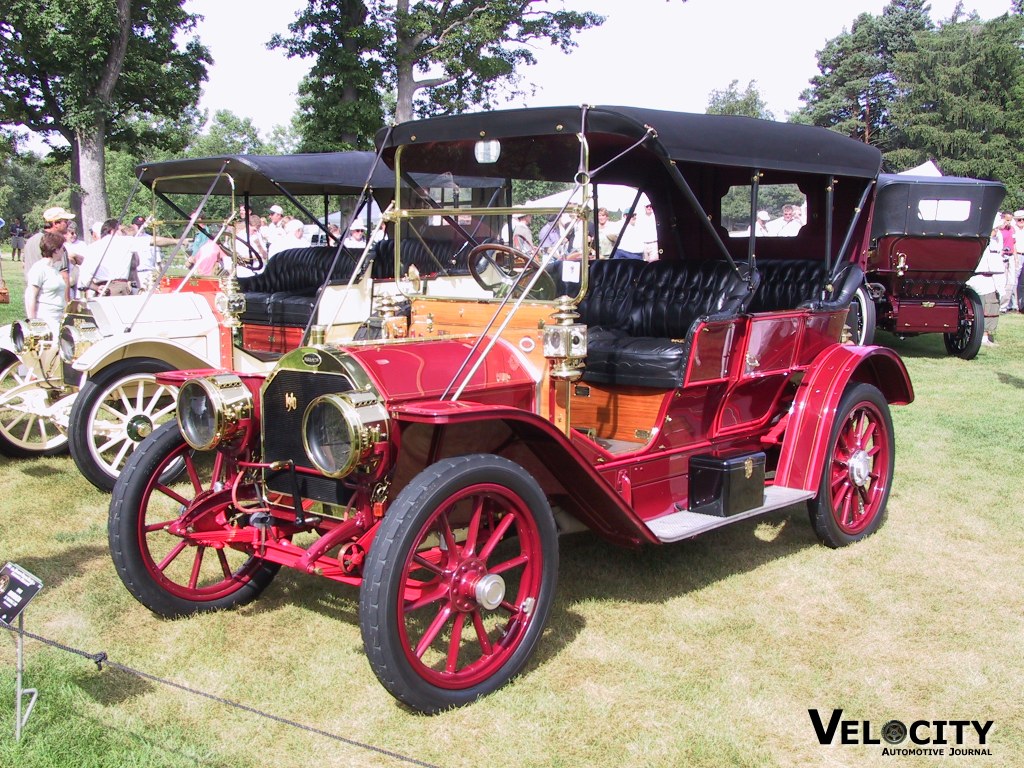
left=262, top=369, right=354, bottom=503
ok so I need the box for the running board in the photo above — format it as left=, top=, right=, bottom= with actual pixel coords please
left=646, top=486, right=815, bottom=543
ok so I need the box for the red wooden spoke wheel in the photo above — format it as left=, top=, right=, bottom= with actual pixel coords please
left=360, top=454, right=558, bottom=713
left=809, top=383, right=895, bottom=548
left=108, top=422, right=279, bottom=618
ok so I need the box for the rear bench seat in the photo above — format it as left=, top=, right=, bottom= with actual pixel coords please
left=580, top=259, right=759, bottom=388
left=371, top=237, right=481, bottom=279
left=239, top=245, right=368, bottom=326
left=750, top=259, right=864, bottom=313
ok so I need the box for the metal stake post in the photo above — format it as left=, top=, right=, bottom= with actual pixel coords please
left=14, top=611, right=38, bottom=741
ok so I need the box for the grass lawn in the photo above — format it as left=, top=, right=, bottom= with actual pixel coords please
left=0, top=244, right=1022, bottom=767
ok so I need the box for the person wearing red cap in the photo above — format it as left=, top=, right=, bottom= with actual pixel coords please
left=23, top=206, right=75, bottom=278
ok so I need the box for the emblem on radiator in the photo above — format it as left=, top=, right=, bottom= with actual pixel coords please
left=285, top=392, right=298, bottom=411
left=302, top=352, right=322, bottom=367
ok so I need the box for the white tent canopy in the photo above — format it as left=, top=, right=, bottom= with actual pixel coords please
left=899, top=160, right=942, bottom=177
left=524, top=184, right=647, bottom=213
left=322, top=199, right=382, bottom=228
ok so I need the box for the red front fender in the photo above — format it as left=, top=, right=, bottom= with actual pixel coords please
left=774, top=345, right=914, bottom=491
left=391, top=400, right=657, bottom=547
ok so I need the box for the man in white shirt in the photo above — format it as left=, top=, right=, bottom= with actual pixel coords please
left=969, top=225, right=1006, bottom=345
left=130, top=215, right=165, bottom=289
left=767, top=204, right=803, bottom=237
left=261, top=204, right=286, bottom=249
left=637, top=201, right=658, bottom=261
left=270, top=218, right=310, bottom=257
left=78, top=219, right=142, bottom=296
left=614, top=212, right=645, bottom=259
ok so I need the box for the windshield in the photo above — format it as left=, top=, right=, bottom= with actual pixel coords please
left=389, top=140, right=649, bottom=304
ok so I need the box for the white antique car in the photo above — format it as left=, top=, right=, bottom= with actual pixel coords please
left=0, top=152, right=402, bottom=489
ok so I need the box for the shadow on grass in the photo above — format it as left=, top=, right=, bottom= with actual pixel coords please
left=996, top=371, right=1024, bottom=388
left=75, top=665, right=155, bottom=705
left=222, top=503, right=818, bottom=707
left=18, top=462, right=71, bottom=478
left=15, top=544, right=110, bottom=591
left=554, top=503, right=818, bottom=607
left=870, top=331, right=951, bottom=360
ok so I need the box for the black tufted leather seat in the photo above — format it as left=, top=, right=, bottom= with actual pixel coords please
left=371, top=238, right=482, bottom=279
left=239, top=245, right=367, bottom=326
left=748, top=259, right=864, bottom=313
left=749, top=259, right=829, bottom=313
left=578, top=259, right=647, bottom=327
left=582, top=259, right=758, bottom=388
left=801, top=263, right=864, bottom=312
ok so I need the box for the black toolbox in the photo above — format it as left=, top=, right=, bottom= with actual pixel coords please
left=688, top=452, right=766, bottom=517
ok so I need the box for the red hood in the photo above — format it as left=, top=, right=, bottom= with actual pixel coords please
left=345, top=337, right=539, bottom=404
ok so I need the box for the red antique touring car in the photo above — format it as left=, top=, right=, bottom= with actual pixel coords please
left=108, top=106, right=914, bottom=713
left=848, top=173, right=1006, bottom=359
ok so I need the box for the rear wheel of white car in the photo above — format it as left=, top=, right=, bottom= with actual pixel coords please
left=0, top=352, right=69, bottom=457
left=69, top=358, right=179, bottom=492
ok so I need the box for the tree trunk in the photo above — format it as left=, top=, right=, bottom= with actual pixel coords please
left=394, top=0, right=416, bottom=123
left=77, top=118, right=109, bottom=231
left=68, top=134, right=83, bottom=224
left=395, top=64, right=417, bottom=124
left=73, top=0, right=128, bottom=229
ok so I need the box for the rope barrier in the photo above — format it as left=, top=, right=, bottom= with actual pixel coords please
left=2, top=622, right=441, bottom=768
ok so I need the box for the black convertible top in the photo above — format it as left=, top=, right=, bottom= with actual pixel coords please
left=135, top=152, right=393, bottom=196
left=379, top=105, right=883, bottom=179
left=871, top=173, right=1006, bottom=239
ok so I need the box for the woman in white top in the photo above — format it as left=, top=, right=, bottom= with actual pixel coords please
left=25, top=231, right=69, bottom=332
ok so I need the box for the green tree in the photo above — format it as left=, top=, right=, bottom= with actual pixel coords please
left=704, top=80, right=796, bottom=229
left=187, top=111, right=273, bottom=158
left=799, top=0, right=932, bottom=149
left=706, top=79, right=775, bottom=120
left=269, top=0, right=385, bottom=152
left=0, top=0, right=210, bottom=227
left=0, top=146, right=57, bottom=231
left=272, top=0, right=605, bottom=151
left=889, top=11, right=1024, bottom=201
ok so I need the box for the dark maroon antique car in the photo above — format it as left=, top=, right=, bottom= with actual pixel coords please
left=848, top=173, right=1006, bottom=359
left=108, top=106, right=914, bottom=713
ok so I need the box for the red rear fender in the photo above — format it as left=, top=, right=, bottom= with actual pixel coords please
left=774, top=345, right=913, bottom=491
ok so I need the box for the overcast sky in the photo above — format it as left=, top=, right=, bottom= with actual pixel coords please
left=184, top=0, right=1016, bottom=138
left=21, top=0, right=1014, bottom=153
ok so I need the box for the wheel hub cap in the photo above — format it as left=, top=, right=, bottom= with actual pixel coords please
left=848, top=449, right=871, bottom=487
left=126, top=414, right=154, bottom=442
left=474, top=574, right=506, bottom=611
left=452, top=560, right=506, bottom=611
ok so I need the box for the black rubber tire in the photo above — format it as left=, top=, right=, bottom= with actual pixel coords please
left=108, top=421, right=279, bottom=618
left=360, top=454, right=558, bottom=713
left=808, top=383, right=894, bottom=548
left=847, top=285, right=876, bottom=346
left=942, top=286, right=984, bottom=360
left=69, top=358, right=178, bottom=492
left=0, top=351, right=69, bottom=457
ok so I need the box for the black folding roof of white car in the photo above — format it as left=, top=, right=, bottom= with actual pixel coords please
left=135, top=151, right=394, bottom=196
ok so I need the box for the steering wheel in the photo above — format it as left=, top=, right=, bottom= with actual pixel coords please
left=467, top=243, right=556, bottom=301
left=237, top=245, right=264, bottom=274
